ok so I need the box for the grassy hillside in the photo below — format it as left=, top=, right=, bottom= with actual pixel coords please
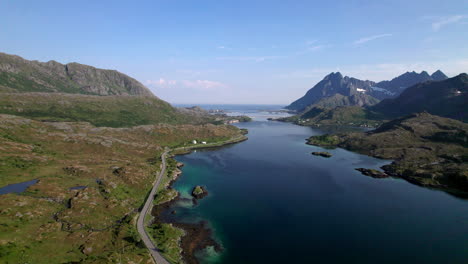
left=0, top=93, right=215, bottom=127
left=278, top=106, right=385, bottom=128
left=307, top=112, right=468, bottom=196
left=307, top=93, right=380, bottom=109
left=0, top=52, right=154, bottom=96
left=0, top=114, right=244, bottom=263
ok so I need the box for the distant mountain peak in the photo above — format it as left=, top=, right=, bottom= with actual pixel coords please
left=431, top=70, right=448, bottom=81
left=420, top=71, right=430, bottom=77
left=325, top=72, right=343, bottom=80
left=286, top=72, right=375, bottom=111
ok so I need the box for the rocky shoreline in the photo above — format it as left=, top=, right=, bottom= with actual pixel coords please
left=150, top=137, right=248, bottom=264
left=151, top=185, right=221, bottom=264
left=306, top=113, right=468, bottom=198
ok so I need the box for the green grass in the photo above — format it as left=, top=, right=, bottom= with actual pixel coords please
left=0, top=93, right=196, bottom=127
left=280, top=106, right=385, bottom=128
left=193, top=186, right=204, bottom=195
left=0, top=113, right=245, bottom=263
left=147, top=223, right=184, bottom=264
left=307, top=135, right=341, bottom=146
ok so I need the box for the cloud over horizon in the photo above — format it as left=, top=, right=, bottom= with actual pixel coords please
left=354, top=34, right=393, bottom=45
left=431, top=15, right=466, bottom=31
left=146, top=78, right=228, bottom=92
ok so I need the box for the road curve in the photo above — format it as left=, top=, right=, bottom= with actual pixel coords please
left=137, top=150, right=170, bottom=264
left=136, top=136, right=247, bottom=264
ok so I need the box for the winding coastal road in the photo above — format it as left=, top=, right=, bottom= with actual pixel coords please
left=137, top=150, right=170, bottom=264
left=137, top=135, right=247, bottom=264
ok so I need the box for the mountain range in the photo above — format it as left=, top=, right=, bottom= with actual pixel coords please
left=373, top=73, right=467, bottom=121
left=286, top=70, right=448, bottom=112
left=282, top=73, right=467, bottom=127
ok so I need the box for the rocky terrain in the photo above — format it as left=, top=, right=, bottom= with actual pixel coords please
left=192, top=185, right=208, bottom=199
left=372, top=70, right=448, bottom=99
left=285, top=70, right=448, bottom=112
left=307, top=112, right=468, bottom=196
left=311, top=151, right=332, bottom=158
left=286, top=72, right=377, bottom=111
left=0, top=52, right=247, bottom=262
left=372, top=73, right=467, bottom=122
left=281, top=73, right=466, bottom=127
left=0, top=114, right=244, bottom=263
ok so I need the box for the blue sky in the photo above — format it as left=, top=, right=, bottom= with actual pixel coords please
left=1, top=0, right=467, bottom=104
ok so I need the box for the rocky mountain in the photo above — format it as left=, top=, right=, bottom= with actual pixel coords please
left=431, top=70, right=449, bottom=81
left=372, top=73, right=467, bottom=122
left=286, top=70, right=449, bottom=112
left=286, top=72, right=377, bottom=111
left=371, top=70, right=448, bottom=99
left=306, top=93, right=380, bottom=109
left=0, top=52, right=154, bottom=96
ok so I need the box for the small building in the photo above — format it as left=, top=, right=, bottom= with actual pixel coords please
left=192, top=140, right=197, bottom=144
left=226, top=119, right=240, bottom=124
left=201, top=141, right=207, bottom=144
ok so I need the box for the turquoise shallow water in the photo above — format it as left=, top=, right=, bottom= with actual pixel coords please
left=164, top=113, right=468, bottom=264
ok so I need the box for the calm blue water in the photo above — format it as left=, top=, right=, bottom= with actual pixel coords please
left=166, top=106, right=468, bottom=264
left=0, top=179, right=38, bottom=195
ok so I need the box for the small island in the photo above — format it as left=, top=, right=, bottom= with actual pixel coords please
left=192, top=185, right=208, bottom=199
left=355, top=168, right=388, bottom=178
left=311, top=151, right=332, bottom=158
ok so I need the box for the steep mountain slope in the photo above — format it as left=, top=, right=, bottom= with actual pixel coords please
left=0, top=52, right=154, bottom=96
left=372, top=73, right=468, bottom=122
left=278, top=105, right=384, bottom=128
left=286, top=70, right=450, bottom=113
left=371, top=70, right=448, bottom=99
left=286, top=72, right=376, bottom=111
left=307, top=93, right=380, bottom=109
left=431, top=70, right=449, bottom=81
left=307, top=112, right=468, bottom=196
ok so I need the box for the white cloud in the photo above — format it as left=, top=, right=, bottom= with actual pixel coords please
left=216, top=56, right=284, bottom=62
left=307, top=45, right=327, bottom=51
left=146, top=78, right=227, bottom=92
left=431, top=15, right=466, bottom=31
left=217, top=46, right=232, bottom=50
left=354, top=33, right=392, bottom=45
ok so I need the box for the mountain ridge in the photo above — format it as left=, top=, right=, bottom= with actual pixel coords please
left=372, top=73, right=468, bottom=122
left=286, top=72, right=376, bottom=111
left=286, top=70, right=449, bottom=111
left=0, top=52, right=154, bottom=97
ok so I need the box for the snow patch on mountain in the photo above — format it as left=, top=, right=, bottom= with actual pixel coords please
left=371, top=86, right=395, bottom=95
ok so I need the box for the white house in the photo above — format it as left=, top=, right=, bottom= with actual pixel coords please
left=201, top=141, right=207, bottom=144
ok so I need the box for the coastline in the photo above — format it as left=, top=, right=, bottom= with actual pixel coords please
left=150, top=134, right=248, bottom=264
